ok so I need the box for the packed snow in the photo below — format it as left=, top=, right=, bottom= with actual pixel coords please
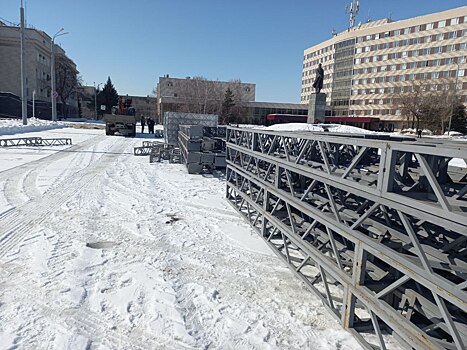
left=263, top=123, right=374, bottom=134
left=0, top=119, right=370, bottom=349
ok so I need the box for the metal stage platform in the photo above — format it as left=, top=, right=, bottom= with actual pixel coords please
left=225, top=127, right=467, bottom=350
left=0, top=137, right=72, bottom=147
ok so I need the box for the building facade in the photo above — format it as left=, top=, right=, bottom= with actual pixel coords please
left=244, top=101, right=308, bottom=124
left=156, top=75, right=256, bottom=123
left=0, top=21, right=78, bottom=118
left=302, top=6, right=467, bottom=129
left=120, top=95, right=157, bottom=119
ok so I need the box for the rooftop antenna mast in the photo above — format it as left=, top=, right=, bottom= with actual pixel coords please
left=345, top=0, right=360, bottom=28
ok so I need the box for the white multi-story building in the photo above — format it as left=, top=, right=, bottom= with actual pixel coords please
left=0, top=21, right=78, bottom=118
left=302, top=6, right=467, bottom=130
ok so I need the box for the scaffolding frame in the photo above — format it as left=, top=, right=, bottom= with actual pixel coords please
left=225, top=127, right=467, bottom=350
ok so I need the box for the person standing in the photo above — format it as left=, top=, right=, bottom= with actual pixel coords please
left=141, top=116, right=146, bottom=133
left=147, top=118, right=155, bottom=134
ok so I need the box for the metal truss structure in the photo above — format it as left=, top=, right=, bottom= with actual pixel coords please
left=225, top=127, right=467, bottom=350
left=0, top=137, right=72, bottom=147
left=133, top=145, right=159, bottom=156
left=149, top=144, right=180, bottom=164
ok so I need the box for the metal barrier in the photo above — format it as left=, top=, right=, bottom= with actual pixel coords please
left=225, top=126, right=467, bottom=350
left=0, top=137, right=72, bottom=147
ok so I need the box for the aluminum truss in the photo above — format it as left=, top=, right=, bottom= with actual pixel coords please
left=0, top=137, right=72, bottom=147
left=225, top=127, right=467, bottom=350
left=133, top=145, right=159, bottom=156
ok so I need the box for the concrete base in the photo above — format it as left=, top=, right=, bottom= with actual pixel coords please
left=307, top=93, right=326, bottom=124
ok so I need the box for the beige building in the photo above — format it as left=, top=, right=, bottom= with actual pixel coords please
left=120, top=95, right=157, bottom=119
left=302, top=6, right=467, bottom=129
left=156, top=75, right=256, bottom=123
left=0, top=21, right=78, bottom=118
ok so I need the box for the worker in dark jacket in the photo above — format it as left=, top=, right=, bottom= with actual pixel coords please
left=141, top=116, right=146, bottom=133
left=147, top=118, right=155, bottom=134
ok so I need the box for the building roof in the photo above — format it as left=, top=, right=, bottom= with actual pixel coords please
left=245, top=101, right=306, bottom=109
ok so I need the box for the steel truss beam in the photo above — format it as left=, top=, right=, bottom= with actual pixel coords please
left=226, top=127, right=467, bottom=350
left=0, top=137, right=72, bottom=147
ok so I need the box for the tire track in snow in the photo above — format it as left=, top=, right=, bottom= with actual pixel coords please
left=0, top=135, right=105, bottom=212
left=0, top=138, right=127, bottom=259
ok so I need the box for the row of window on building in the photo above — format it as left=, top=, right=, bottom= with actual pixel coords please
left=356, top=16, right=466, bottom=43
left=303, top=54, right=465, bottom=82
left=353, top=56, right=465, bottom=75
left=302, top=63, right=333, bottom=76
left=301, top=79, right=334, bottom=88
left=37, top=52, right=49, bottom=66
left=303, top=20, right=466, bottom=66
left=352, top=81, right=464, bottom=95
left=301, top=80, right=465, bottom=101
left=352, top=69, right=464, bottom=86
left=355, top=44, right=466, bottom=64
left=356, top=30, right=467, bottom=53
left=350, top=109, right=401, bottom=116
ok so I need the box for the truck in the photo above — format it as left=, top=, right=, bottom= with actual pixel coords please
left=103, top=96, right=137, bottom=137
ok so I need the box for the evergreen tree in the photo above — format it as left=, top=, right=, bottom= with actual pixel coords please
left=97, top=77, right=119, bottom=115
left=221, top=88, right=235, bottom=124
left=449, top=100, right=467, bottom=134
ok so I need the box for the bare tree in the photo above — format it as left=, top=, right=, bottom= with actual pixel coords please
left=394, top=81, right=457, bottom=133
left=55, top=54, right=80, bottom=117
left=175, top=77, right=223, bottom=114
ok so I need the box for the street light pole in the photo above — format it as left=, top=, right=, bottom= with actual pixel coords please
left=94, top=82, right=102, bottom=119
left=32, top=90, right=35, bottom=119
left=50, top=28, right=68, bottom=122
left=447, top=61, right=460, bottom=135
left=20, top=0, right=27, bottom=125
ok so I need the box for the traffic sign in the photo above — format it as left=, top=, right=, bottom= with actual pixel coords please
left=100, top=105, right=106, bottom=111
left=52, top=91, right=58, bottom=98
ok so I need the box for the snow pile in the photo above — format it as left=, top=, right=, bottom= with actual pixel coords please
left=444, top=131, right=464, bottom=136
left=262, top=123, right=374, bottom=134
left=0, top=117, right=67, bottom=136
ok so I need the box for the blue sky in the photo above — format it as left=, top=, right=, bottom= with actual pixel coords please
left=1, top=0, right=465, bottom=102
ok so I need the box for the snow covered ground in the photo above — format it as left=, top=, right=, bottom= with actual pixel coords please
left=0, top=121, right=368, bottom=349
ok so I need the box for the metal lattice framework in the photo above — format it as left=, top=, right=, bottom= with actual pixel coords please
left=225, top=126, right=467, bottom=350
left=0, top=137, right=72, bottom=147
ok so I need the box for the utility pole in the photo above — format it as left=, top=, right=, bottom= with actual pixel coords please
left=20, top=0, right=27, bottom=125
left=50, top=28, right=68, bottom=122
left=94, top=82, right=101, bottom=119
left=447, top=61, right=460, bottom=135
left=32, top=89, right=35, bottom=118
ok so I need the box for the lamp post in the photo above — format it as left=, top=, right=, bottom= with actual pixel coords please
left=20, top=0, right=27, bottom=125
left=447, top=61, right=461, bottom=135
left=94, top=82, right=102, bottom=119
left=50, top=28, right=69, bottom=122
left=32, top=90, right=36, bottom=119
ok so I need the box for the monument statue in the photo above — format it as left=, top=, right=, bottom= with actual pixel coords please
left=312, top=63, right=324, bottom=94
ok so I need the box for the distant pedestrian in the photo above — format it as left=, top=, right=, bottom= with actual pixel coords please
left=417, top=129, right=422, bottom=138
left=147, top=118, right=155, bottom=134
left=141, top=116, right=146, bottom=133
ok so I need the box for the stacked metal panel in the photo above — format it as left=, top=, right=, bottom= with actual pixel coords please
left=149, top=144, right=180, bottom=164
left=163, top=112, right=218, bottom=145
left=225, top=126, right=467, bottom=350
left=178, top=125, right=226, bottom=174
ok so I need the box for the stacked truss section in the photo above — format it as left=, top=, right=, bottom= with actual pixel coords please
left=225, top=126, right=467, bottom=350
